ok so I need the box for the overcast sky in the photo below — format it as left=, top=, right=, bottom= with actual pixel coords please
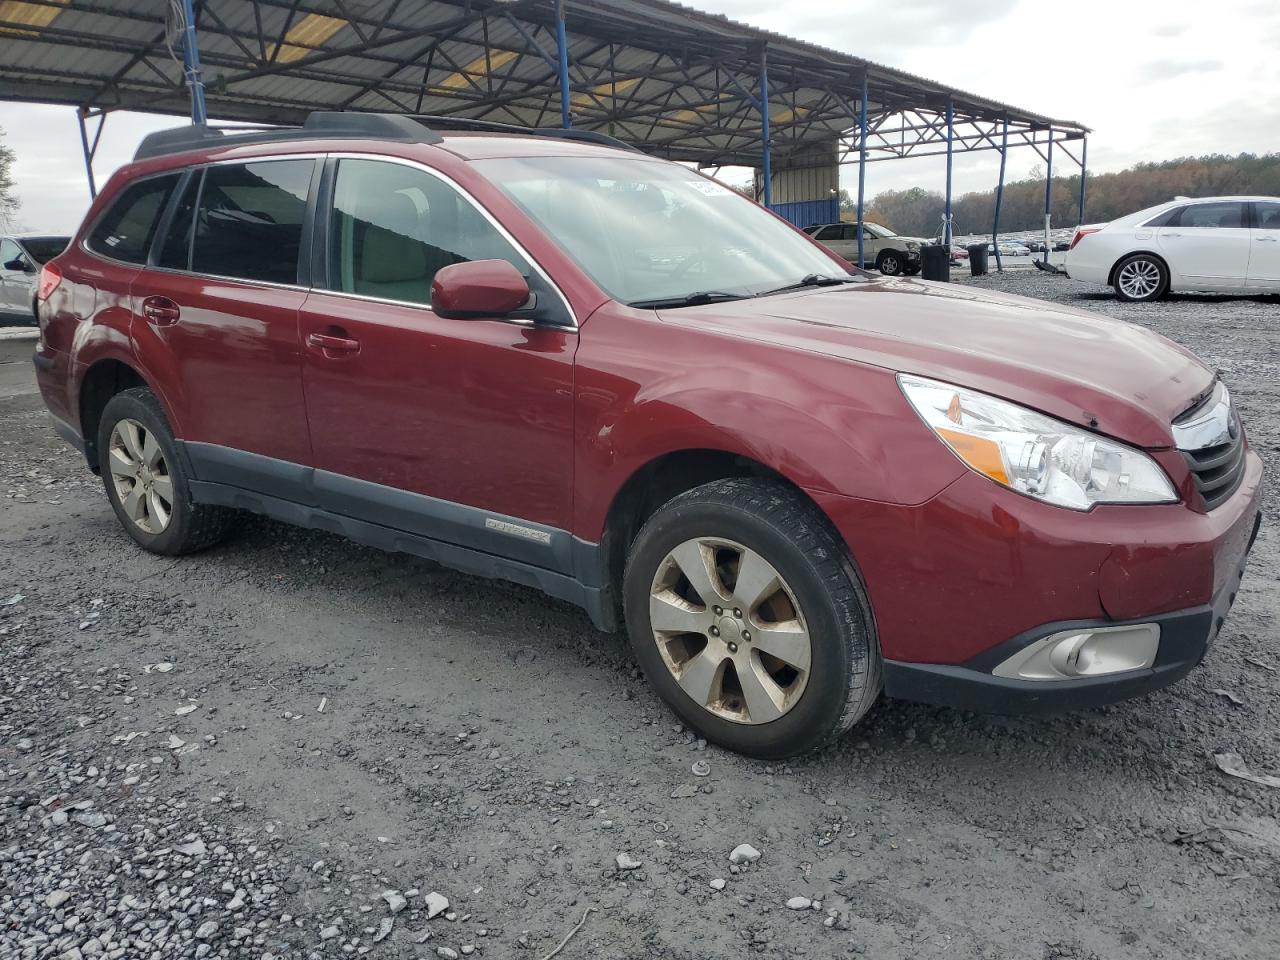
left=2, top=0, right=1277, bottom=233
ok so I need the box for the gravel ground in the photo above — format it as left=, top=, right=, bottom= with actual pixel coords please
left=2, top=271, right=1278, bottom=960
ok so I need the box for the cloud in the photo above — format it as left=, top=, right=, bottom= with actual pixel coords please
left=1136, top=58, right=1223, bottom=83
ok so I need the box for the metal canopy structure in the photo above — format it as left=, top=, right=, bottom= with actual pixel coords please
left=0, top=0, right=1090, bottom=263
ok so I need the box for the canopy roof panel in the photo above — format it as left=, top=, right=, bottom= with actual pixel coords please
left=0, top=0, right=1088, bottom=166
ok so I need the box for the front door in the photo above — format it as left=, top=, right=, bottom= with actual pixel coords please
left=1247, top=200, right=1280, bottom=291
left=1156, top=200, right=1250, bottom=289
left=298, top=157, right=577, bottom=563
left=0, top=238, right=30, bottom=316
left=130, top=158, right=316, bottom=487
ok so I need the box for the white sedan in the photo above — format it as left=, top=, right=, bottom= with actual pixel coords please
left=1064, top=195, right=1280, bottom=301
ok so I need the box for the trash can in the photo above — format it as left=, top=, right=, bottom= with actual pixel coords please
left=920, top=244, right=950, bottom=282
left=967, top=243, right=989, bottom=276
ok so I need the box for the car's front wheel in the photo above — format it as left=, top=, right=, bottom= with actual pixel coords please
left=623, top=478, right=880, bottom=759
left=877, top=251, right=904, bottom=276
left=96, top=387, right=237, bottom=555
left=1113, top=253, right=1168, bottom=302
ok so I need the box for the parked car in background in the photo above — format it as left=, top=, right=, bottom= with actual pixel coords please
left=1, top=235, right=70, bottom=324
left=1065, top=196, right=1280, bottom=302
left=804, top=221, right=922, bottom=276
left=32, top=114, right=1262, bottom=758
left=988, top=240, right=1029, bottom=257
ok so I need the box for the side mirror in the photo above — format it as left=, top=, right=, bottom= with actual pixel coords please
left=3, top=257, right=28, bottom=272
left=431, top=260, right=531, bottom=320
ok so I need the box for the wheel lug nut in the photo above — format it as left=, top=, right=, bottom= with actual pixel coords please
left=713, top=606, right=723, bottom=616
left=708, top=626, right=719, bottom=636
left=742, top=630, right=751, bottom=641
left=727, top=642, right=739, bottom=653
left=733, top=608, right=742, bottom=618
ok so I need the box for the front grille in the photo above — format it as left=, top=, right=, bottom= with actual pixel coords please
left=1174, top=384, right=1246, bottom=511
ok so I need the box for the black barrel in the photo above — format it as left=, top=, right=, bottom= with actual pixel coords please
left=920, top=244, right=950, bottom=282
left=967, top=243, right=989, bottom=276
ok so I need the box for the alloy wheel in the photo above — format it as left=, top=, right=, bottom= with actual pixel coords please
left=107, top=418, right=174, bottom=534
left=1117, top=258, right=1162, bottom=299
left=881, top=255, right=901, bottom=275
left=648, top=537, right=811, bottom=724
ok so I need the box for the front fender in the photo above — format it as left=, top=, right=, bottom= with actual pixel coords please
left=571, top=306, right=965, bottom=540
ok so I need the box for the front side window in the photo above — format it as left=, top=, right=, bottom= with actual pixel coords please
left=1254, top=202, right=1280, bottom=230
left=1170, top=202, right=1245, bottom=229
left=0, top=238, right=21, bottom=268
left=191, top=159, right=314, bottom=284
left=87, top=174, right=180, bottom=264
left=814, top=225, right=842, bottom=241
left=326, top=158, right=530, bottom=307
left=19, top=238, right=67, bottom=264
left=474, top=155, right=851, bottom=304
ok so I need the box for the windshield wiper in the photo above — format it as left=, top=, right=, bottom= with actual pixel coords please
left=628, top=291, right=748, bottom=309
left=758, top=274, right=860, bottom=297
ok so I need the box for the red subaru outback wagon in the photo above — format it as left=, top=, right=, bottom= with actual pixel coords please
left=33, top=113, right=1262, bottom=758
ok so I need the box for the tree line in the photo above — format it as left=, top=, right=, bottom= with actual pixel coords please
left=839, top=153, right=1280, bottom=238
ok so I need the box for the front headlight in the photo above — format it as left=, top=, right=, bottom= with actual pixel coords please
left=905, top=240, right=920, bottom=251
left=898, top=374, right=1178, bottom=510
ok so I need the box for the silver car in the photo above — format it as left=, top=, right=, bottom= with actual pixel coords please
left=804, top=222, right=923, bottom=276
left=1, top=235, right=69, bottom=324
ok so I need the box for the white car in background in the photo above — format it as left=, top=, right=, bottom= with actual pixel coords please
left=1064, top=196, right=1280, bottom=302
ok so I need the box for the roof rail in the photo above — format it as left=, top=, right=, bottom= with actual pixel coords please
left=133, top=111, right=635, bottom=162
left=405, top=114, right=639, bottom=152
left=133, top=112, right=442, bottom=162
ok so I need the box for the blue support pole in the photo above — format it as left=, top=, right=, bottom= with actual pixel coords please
left=992, top=117, right=1007, bottom=272
left=760, top=45, right=772, bottom=208
left=77, top=108, right=97, bottom=199
left=179, top=0, right=207, bottom=124
left=857, top=73, right=868, bottom=270
left=1077, top=135, right=1088, bottom=227
left=943, top=99, right=953, bottom=250
left=555, top=1, right=571, bottom=129
left=1043, top=130, right=1054, bottom=260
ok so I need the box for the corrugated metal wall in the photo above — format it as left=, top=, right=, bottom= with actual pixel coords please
left=770, top=198, right=840, bottom=228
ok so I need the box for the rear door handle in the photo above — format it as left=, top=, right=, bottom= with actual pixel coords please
left=306, top=331, right=361, bottom=357
left=1258, top=236, right=1278, bottom=243
left=141, top=295, right=180, bottom=325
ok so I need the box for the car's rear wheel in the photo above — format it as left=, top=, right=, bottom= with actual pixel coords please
left=97, top=387, right=236, bottom=555
left=877, top=251, right=904, bottom=276
left=622, top=478, right=880, bottom=759
left=1113, top=254, right=1168, bottom=302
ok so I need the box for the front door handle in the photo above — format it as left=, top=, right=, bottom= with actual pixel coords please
left=141, top=295, right=181, bottom=325
left=306, top=330, right=361, bottom=357
left=1257, top=236, right=1278, bottom=243
left=1163, top=233, right=1182, bottom=239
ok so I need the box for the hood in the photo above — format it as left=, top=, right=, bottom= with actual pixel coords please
left=660, top=277, right=1213, bottom=448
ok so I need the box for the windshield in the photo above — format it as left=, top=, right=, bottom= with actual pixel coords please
left=474, top=156, right=852, bottom=304
left=19, top=237, right=69, bottom=264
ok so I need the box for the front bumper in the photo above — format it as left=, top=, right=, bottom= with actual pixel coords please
left=811, top=446, right=1263, bottom=713
left=881, top=507, right=1259, bottom=712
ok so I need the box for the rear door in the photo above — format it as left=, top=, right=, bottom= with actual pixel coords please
left=1155, top=201, right=1250, bottom=289
left=1247, top=200, right=1280, bottom=291
left=130, top=157, right=317, bottom=491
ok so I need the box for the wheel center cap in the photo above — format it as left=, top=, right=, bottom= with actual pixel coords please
left=716, top=616, right=743, bottom=644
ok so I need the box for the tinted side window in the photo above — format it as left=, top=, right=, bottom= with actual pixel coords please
left=1172, top=202, right=1244, bottom=229
left=814, top=225, right=842, bottom=241
left=157, top=173, right=201, bottom=270
left=0, top=238, right=21, bottom=267
left=1255, top=202, right=1280, bottom=230
left=1143, top=207, right=1181, bottom=228
left=87, top=174, right=180, bottom=263
left=191, top=159, right=313, bottom=284
left=327, top=158, right=530, bottom=306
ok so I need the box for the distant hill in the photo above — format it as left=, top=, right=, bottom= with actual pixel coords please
left=846, top=153, right=1280, bottom=238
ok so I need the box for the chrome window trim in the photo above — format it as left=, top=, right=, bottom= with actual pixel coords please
left=82, top=150, right=578, bottom=328
left=323, top=152, right=578, bottom=328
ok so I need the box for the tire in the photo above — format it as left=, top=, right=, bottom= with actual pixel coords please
left=1112, top=253, right=1168, bottom=302
left=622, top=478, right=880, bottom=759
left=876, top=251, right=903, bottom=276
left=96, top=387, right=236, bottom=555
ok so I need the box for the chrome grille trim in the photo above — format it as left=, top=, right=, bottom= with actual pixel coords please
left=1174, top=382, right=1245, bottom=511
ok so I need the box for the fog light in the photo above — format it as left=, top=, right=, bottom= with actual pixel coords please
left=992, top=624, right=1160, bottom=681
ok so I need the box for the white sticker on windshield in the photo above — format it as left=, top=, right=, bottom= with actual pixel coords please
left=686, top=179, right=734, bottom=197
